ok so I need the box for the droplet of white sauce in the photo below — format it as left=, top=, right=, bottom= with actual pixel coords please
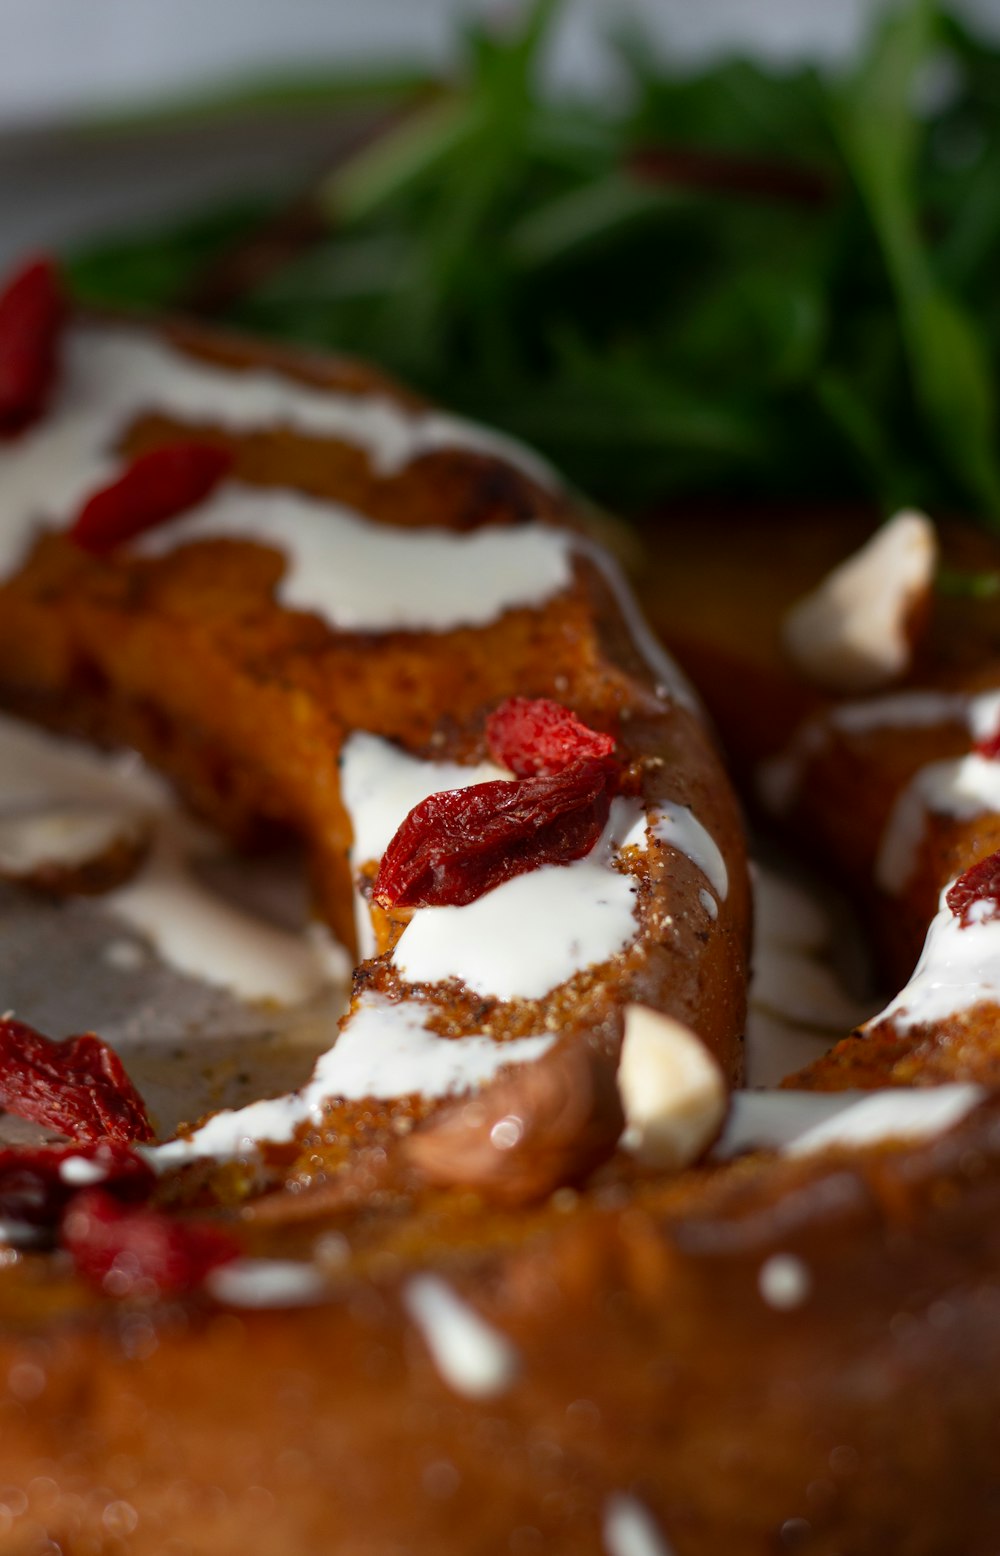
left=59, top=1156, right=109, bottom=1187
left=0, top=323, right=559, bottom=579
left=602, top=1492, right=676, bottom=1556
left=758, top=1253, right=811, bottom=1310
left=206, top=1258, right=328, bottom=1309
left=403, top=1274, right=518, bottom=1399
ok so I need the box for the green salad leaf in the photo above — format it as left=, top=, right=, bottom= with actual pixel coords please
left=67, top=0, right=1000, bottom=523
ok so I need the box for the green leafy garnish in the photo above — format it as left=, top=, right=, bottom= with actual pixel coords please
left=66, top=0, right=1000, bottom=523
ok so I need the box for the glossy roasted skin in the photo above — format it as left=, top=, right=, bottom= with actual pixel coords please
left=0, top=318, right=749, bottom=1093
left=4, top=323, right=1000, bottom=1556
left=3, top=1097, right=1000, bottom=1555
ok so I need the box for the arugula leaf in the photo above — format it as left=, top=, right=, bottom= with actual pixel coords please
left=832, top=0, right=1000, bottom=521
left=65, top=0, right=1000, bottom=527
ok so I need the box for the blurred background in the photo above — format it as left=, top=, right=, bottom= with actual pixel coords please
left=2, top=0, right=999, bottom=526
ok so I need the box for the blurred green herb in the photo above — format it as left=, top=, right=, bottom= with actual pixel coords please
left=67, top=0, right=1000, bottom=522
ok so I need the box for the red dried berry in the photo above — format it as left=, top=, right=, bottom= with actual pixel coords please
left=373, top=758, right=615, bottom=910
left=62, top=1189, right=238, bottom=1299
left=0, top=1142, right=154, bottom=1230
left=0, top=255, right=64, bottom=432
left=975, top=726, right=1000, bottom=762
left=69, top=441, right=232, bottom=554
left=946, top=851, right=1000, bottom=929
left=486, top=696, right=615, bottom=778
left=0, top=1018, right=153, bottom=1145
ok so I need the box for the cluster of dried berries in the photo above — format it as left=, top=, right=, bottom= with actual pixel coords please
left=0, top=254, right=231, bottom=552
left=0, top=1018, right=154, bottom=1145
left=0, top=1017, right=236, bottom=1295
left=975, top=726, right=1000, bottom=763
left=373, top=698, right=619, bottom=910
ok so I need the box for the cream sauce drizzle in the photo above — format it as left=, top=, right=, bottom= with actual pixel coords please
left=603, top=1494, right=675, bottom=1556
left=0, top=713, right=341, bottom=1005
left=132, top=482, right=573, bottom=635
left=713, top=1084, right=982, bottom=1160
left=871, top=880, right=1000, bottom=1031
left=149, top=993, right=555, bottom=1168
left=206, top=1258, right=329, bottom=1309
left=0, top=322, right=558, bottom=580
left=651, top=802, right=728, bottom=899
left=340, top=733, right=507, bottom=867
left=403, top=1273, right=519, bottom=1399
left=758, top=690, right=970, bottom=816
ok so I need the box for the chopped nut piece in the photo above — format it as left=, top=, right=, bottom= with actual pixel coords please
left=782, top=510, right=937, bottom=693
left=618, top=1004, right=726, bottom=1169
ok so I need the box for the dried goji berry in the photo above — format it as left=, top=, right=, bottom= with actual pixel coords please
left=0, top=1142, right=153, bottom=1230
left=975, top=726, right=1000, bottom=762
left=62, top=1189, right=238, bottom=1298
left=373, top=758, right=615, bottom=910
left=0, top=1018, right=153, bottom=1145
left=946, top=850, right=1000, bottom=928
left=69, top=441, right=232, bottom=554
left=486, top=696, right=615, bottom=778
left=0, top=255, right=64, bottom=432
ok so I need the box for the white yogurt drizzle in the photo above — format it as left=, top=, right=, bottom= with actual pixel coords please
left=206, top=1258, right=329, bottom=1309
left=603, top=1494, right=676, bottom=1556
left=149, top=992, right=555, bottom=1168
left=572, top=534, right=699, bottom=713
left=0, top=322, right=560, bottom=579
left=875, top=688, right=1000, bottom=893
left=759, top=686, right=1000, bottom=898
left=758, top=690, right=970, bottom=816
left=871, top=878, right=1000, bottom=1031
left=650, top=803, right=728, bottom=900
left=713, top=1083, right=982, bottom=1161
left=393, top=797, right=645, bottom=1001
left=341, top=733, right=650, bottom=1002
left=402, top=1273, right=519, bottom=1399
left=340, top=734, right=508, bottom=866
left=757, top=1253, right=811, bottom=1311
left=58, top=1156, right=109, bottom=1187
left=131, top=481, right=573, bottom=635
left=0, top=713, right=340, bottom=1005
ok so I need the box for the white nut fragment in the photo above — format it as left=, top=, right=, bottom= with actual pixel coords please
left=782, top=510, right=937, bottom=693
left=617, top=1004, right=727, bottom=1170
